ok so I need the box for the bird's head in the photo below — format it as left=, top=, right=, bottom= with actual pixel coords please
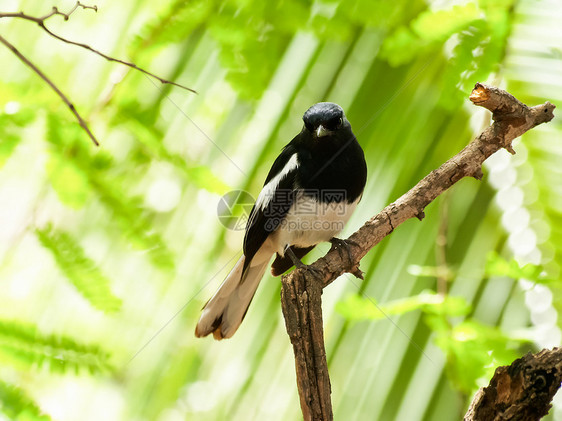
left=302, top=102, right=348, bottom=138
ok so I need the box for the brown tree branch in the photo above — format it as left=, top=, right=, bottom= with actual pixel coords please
left=0, top=34, right=99, bottom=146
left=465, top=347, right=562, bottom=420
left=282, top=273, right=332, bottom=421
left=280, top=84, right=556, bottom=421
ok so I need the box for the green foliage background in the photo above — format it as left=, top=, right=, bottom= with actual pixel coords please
left=0, top=0, right=561, bottom=420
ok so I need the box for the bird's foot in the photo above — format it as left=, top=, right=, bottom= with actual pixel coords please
left=329, top=237, right=357, bottom=265
left=329, top=237, right=363, bottom=279
left=285, top=247, right=324, bottom=280
left=293, top=259, right=324, bottom=280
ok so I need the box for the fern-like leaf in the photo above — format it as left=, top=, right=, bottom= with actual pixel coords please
left=36, top=226, right=122, bottom=314
left=0, top=320, right=112, bottom=375
left=0, top=108, right=35, bottom=168
left=45, top=113, right=177, bottom=271
left=0, top=380, right=52, bottom=420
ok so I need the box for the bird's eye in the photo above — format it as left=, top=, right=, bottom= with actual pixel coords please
left=325, top=116, right=342, bottom=131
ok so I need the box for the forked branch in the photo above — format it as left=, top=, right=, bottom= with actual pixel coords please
left=0, top=2, right=196, bottom=146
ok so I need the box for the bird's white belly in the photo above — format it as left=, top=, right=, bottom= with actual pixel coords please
left=272, top=192, right=358, bottom=255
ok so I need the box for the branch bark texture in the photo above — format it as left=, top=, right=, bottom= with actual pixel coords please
left=280, top=84, right=556, bottom=421
left=465, top=347, right=562, bottom=420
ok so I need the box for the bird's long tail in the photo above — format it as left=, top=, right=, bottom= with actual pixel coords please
left=195, top=253, right=270, bottom=340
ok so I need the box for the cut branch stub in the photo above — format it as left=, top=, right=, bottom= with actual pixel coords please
left=469, top=83, right=555, bottom=155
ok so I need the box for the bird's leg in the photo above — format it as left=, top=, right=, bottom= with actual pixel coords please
left=285, top=246, right=324, bottom=280
left=329, top=237, right=364, bottom=279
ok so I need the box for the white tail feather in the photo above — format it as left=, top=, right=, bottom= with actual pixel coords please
left=195, top=251, right=271, bottom=339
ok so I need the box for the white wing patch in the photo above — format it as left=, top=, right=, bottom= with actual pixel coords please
left=255, top=153, right=299, bottom=211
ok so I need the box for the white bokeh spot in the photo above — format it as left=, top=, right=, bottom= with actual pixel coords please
left=146, top=177, right=182, bottom=213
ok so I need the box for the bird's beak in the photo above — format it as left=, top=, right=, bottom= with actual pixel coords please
left=316, top=125, right=329, bottom=138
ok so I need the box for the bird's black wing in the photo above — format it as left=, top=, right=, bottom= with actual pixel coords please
left=262, top=143, right=298, bottom=185
left=243, top=144, right=299, bottom=273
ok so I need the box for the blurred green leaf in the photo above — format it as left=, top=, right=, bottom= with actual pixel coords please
left=0, top=109, right=37, bottom=168
left=45, top=112, right=114, bottom=173
left=36, top=226, right=122, bottom=313
left=437, top=21, right=490, bottom=108
left=381, top=4, right=482, bottom=66
left=91, top=178, right=177, bottom=270
left=45, top=113, right=176, bottom=271
left=407, top=264, right=456, bottom=281
left=339, top=288, right=526, bottom=395
left=118, top=112, right=229, bottom=194
left=209, top=8, right=293, bottom=100
left=0, top=133, right=21, bottom=168
left=380, top=27, right=426, bottom=67
left=131, top=0, right=213, bottom=52
left=46, top=152, right=90, bottom=209
left=1, top=107, right=36, bottom=127
left=334, top=0, right=414, bottom=30
left=428, top=317, right=528, bottom=394
left=336, top=291, right=471, bottom=321
left=0, top=380, right=51, bottom=421
left=0, top=320, right=112, bottom=375
left=412, top=4, right=480, bottom=42
left=485, top=251, right=557, bottom=284
left=379, top=1, right=515, bottom=72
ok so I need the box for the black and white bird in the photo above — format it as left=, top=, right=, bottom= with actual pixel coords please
left=195, top=102, right=367, bottom=339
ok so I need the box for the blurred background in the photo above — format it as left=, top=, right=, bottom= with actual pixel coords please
left=1, top=0, right=561, bottom=420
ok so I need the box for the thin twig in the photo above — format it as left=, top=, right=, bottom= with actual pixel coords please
left=38, top=2, right=98, bottom=21
left=0, top=3, right=196, bottom=93
left=38, top=25, right=197, bottom=93
left=0, top=34, right=99, bottom=146
left=0, top=2, right=96, bottom=24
